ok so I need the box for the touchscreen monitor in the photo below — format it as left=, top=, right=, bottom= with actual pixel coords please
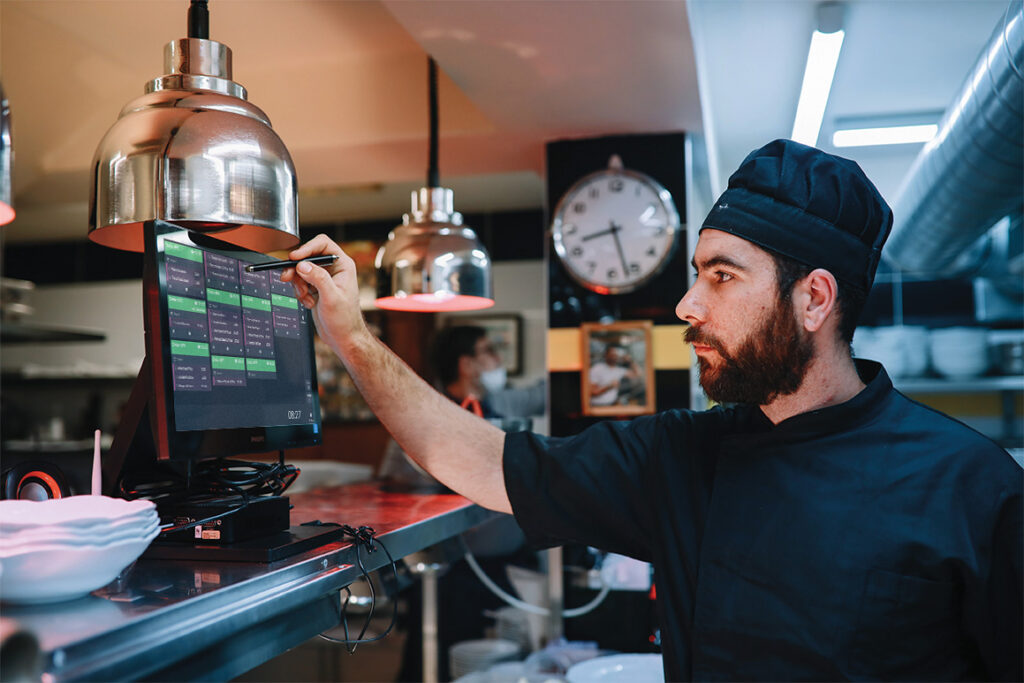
left=147, top=222, right=322, bottom=460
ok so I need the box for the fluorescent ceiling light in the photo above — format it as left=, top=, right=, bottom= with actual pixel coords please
left=832, top=124, right=938, bottom=148
left=791, top=28, right=845, bottom=147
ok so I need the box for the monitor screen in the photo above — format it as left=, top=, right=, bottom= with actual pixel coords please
left=146, top=222, right=321, bottom=460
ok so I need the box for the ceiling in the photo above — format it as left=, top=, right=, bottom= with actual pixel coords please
left=0, top=0, right=1008, bottom=245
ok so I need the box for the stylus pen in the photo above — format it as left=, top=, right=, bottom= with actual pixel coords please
left=245, top=254, right=339, bottom=273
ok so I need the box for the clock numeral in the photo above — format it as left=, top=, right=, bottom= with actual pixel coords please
left=607, top=268, right=618, bottom=279
left=646, top=246, right=657, bottom=257
left=573, top=202, right=586, bottom=215
left=587, top=261, right=597, bottom=273
left=564, top=223, right=577, bottom=236
left=609, top=178, right=624, bottom=193
left=571, top=246, right=583, bottom=257
left=588, top=187, right=599, bottom=199
left=629, top=263, right=641, bottom=274
left=655, top=225, right=666, bottom=236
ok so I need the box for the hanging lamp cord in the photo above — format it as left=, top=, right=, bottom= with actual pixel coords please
left=427, top=57, right=440, bottom=188
left=188, top=0, right=210, bottom=40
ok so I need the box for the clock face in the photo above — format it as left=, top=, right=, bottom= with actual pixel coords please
left=551, top=168, right=680, bottom=294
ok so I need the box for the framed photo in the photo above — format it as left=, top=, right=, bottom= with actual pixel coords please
left=447, top=314, right=523, bottom=376
left=581, top=321, right=655, bottom=416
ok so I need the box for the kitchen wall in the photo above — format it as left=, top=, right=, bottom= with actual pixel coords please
left=2, top=281, right=144, bottom=374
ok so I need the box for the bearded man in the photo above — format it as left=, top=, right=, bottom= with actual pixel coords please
left=283, top=139, right=1022, bottom=682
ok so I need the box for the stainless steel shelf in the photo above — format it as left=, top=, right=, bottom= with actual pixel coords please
left=1, top=321, right=106, bottom=344
left=894, top=376, right=1024, bottom=394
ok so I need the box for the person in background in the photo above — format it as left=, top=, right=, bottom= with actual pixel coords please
left=431, top=325, right=545, bottom=420
left=588, top=344, right=640, bottom=406
left=378, top=324, right=541, bottom=681
left=284, top=139, right=1022, bottom=681
left=379, top=325, right=544, bottom=487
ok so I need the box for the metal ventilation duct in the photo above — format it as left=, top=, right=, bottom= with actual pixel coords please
left=886, top=0, right=1023, bottom=275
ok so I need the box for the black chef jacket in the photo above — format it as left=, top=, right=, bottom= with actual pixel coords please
left=503, top=361, right=1023, bottom=681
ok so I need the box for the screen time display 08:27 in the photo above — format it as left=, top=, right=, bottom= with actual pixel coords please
left=162, top=239, right=316, bottom=431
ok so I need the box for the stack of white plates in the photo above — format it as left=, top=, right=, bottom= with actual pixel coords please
left=0, top=496, right=160, bottom=604
left=449, top=639, right=521, bottom=680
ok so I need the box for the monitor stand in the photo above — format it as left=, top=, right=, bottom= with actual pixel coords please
left=103, top=223, right=331, bottom=563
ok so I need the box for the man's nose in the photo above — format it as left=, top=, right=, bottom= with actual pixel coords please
left=676, top=284, right=704, bottom=325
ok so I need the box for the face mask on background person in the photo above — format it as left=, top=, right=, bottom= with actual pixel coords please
left=480, top=366, right=507, bottom=394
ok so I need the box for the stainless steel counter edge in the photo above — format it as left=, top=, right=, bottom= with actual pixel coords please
left=20, top=503, right=501, bottom=681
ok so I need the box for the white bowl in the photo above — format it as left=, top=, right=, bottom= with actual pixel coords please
left=1, top=507, right=158, bottom=537
left=0, top=518, right=159, bottom=550
left=0, top=497, right=156, bottom=531
left=932, top=354, right=990, bottom=379
left=0, top=525, right=159, bottom=604
left=853, top=327, right=907, bottom=377
left=567, top=654, right=664, bottom=683
left=854, top=326, right=932, bottom=378
left=930, top=326, right=989, bottom=345
left=930, top=327, right=990, bottom=378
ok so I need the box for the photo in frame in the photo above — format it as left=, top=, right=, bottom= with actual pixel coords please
left=445, top=314, right=523, bottom=376
left=581, top=320, right=655, bottom=416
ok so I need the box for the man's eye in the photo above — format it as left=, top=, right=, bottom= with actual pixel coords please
left=715, top=271, right=733, bottom=282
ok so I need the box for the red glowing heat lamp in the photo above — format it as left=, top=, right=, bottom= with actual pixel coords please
left=374, top=293, right=494, bottom=313
left=374, top=60, right=493, bottom=314
left=0, top=202, right=14, bottom=226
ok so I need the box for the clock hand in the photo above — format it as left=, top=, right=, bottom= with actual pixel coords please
left=610, top=223, right=630, bottom=278
left=581, top=227, right=616, bottom=242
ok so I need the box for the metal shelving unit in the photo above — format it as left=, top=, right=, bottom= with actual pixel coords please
left=895, top=374, right=1023, bottom=451
left=894, top=375, right=1024, bottom=394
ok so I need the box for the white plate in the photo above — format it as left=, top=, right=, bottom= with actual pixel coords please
left=0, top=525, right=160, bottom=604
left=0, top=518, right=160, bottom=551
left=566, top=654, right=664, bottom=683
left=0, top=508, right=158, bottom=540
left=0, top=497, right=156, bottom=530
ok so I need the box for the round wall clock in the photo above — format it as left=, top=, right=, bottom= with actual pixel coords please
left=551, top=154, right=680, bottom=295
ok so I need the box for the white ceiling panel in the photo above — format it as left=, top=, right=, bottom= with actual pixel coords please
left=688, top=0, right=1011, bottom=206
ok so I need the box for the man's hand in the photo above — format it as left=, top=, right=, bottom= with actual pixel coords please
left=278, top=234, right=512, bottom=514
left=280, top=234, right=368, bottom=357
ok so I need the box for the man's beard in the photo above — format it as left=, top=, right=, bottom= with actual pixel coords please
left=684, top=299, right=814, bottom=405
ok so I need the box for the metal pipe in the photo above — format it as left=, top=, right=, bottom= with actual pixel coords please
left=421, top=567, right=439, bottom=683
left=886, top=0, right=1023, bottom=274
left=546, top=547, right=564, bottom=643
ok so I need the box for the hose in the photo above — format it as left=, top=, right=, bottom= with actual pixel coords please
left=461, top=538, right=612, bottom=618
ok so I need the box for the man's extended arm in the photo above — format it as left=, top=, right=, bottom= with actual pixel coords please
left=281, top=235, right=511, bottom=513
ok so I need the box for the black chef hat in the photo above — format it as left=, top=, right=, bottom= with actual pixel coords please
left=701, top=139, right=893, bottom=293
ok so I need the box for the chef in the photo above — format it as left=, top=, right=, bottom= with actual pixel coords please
left=283, top=139, right=1022, bottom=681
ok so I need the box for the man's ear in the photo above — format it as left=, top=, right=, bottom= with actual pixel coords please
left=799, top=268, right=838, bottom=333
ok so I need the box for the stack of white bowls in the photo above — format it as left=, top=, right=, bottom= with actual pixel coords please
left=853, top=326, right=930, bottom=378
left=929, top=327, right=990, bottom=379
left=449, top=639, right=520, bottom=680
left=0, top=496, right=160, bottom=604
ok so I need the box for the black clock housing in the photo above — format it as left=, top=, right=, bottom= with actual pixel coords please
left=547, top=133, right=688, bottom=328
